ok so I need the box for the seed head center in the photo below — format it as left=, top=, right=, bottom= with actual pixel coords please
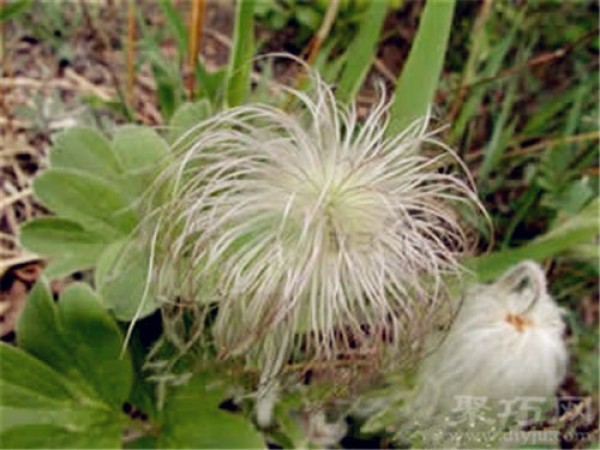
left=505, top=313, right=533, bottom=332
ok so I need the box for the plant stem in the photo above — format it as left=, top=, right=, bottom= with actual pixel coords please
left=305, top=0, right=339, bottom=67
left=126, top=0, right=136, bottom=110
left=187, top=0, right=206, bottom=99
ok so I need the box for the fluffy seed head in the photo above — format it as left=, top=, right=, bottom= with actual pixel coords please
left=147, top=70, right=481, bottom=374
left=414, top=261, right=568, bottom=416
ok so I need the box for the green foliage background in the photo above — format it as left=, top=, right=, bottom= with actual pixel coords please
left=1, top=0, right=597, bottom=448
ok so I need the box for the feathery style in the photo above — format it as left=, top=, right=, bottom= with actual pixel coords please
left=414, top=261, right=568, bottom=416
left=146, top=70, right=481, bottom=373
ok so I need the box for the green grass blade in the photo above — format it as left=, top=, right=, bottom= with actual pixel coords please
left=0, top=0, right=31, bottom=22
left=136, top=8, right=185, bottom=120
left=157, top=0, right=188, bottom=63
left=336, top=1, right=388, bottom=104
left=385, top=0, right=455, bottom=138
left=227, top=0, right=256, bottom=107
left=313, top=37, right=345, bottom=84
left=478, top=88, right=516, bottom=180
left=449, top=9, right=524, bottom=144
left=521, top=86, right=580, bottom=137
left=479, top=41, right=533, bottom=179
left=468, top=198, right=599, bottom=282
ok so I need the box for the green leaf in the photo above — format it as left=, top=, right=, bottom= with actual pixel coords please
left=1, top=281, right=133, bottom=448
left=19, top=218, right=107, bottom=279
left=58, top=283, right=133, bottom=406
left=295, top=5, right=322, bottom=29
left=194, top=63, right=225, bottom=104
left=19, top=217, right=106, bottom=253
left=112, top=126, right=168, bottom=173
left=468, top=198, right=599, bottom=281
left=0, top=0, right=31, bottom=22
left=227, top=0, right=256, bottom=107
left=148, top=55, right=183, bottom=121
left=17, top=281, right=133, bottom=407
left=0, top=341, right=75, bottom=403
left=336, top=1, right=388, bottom=103
left=157, top=374, right=264, bottom=449
left=50, top=127, right=121, bottom=180
left=111, top=125, right=169, bottom=196
left=386, top=0, right=455, bottom=137
left=126, top=327, right=159, bottom=421
left=16, top=282, right=78, bottom=377
left=44, top=256, right=98, bottom=281
left=0, top=345, right=126, bottom=449
left=96, top=240, right=159, bottom=321
left=168, top=100, right=212, bottom=144
left=33, top=168, right=138, bottom=238
left=551, top=177, right=594, bottom=216
left=124, top=436, right=158, bottom=449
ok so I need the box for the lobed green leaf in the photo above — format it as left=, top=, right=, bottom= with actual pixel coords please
left=157, top=374, right=264, bottom=449
left=95, top=240, right=159, bottom=321
left=51, top=127, right=121, bottom=180
left=1, top=281, right=133, bottom=448
left=19, top=218, right=107, bottom=278
left=33, top=168, right=138, bottom=238
left=168, top=100, right=212, bottom=144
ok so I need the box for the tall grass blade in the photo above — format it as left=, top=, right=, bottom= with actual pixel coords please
left=157, top=0, right=188, bottom=64
left=447, top=0, right=492, bottom=123
left=449, top=9, right=524, bottom=144
left=479, top=41, right=533, bottom=179
left=137, top=6, right=185, bottom=120
left=0, top=0, right=30, bottom=22
left=227, top=0, right=255, bottom=107
left=386, top=0, right=455, bottom=138
left=313, top=37, right=345, bottom=84
left=336, top=0, right=388, bottom=104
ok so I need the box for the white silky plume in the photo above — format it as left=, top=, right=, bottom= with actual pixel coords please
left=414, top=261, right=568, bottom=416
left=147, top=68, right=481, bottom=374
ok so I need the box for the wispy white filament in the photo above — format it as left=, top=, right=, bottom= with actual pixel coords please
left=414, top=261, right=568, bottom=417
left=146, top=69, right=481, bottom=373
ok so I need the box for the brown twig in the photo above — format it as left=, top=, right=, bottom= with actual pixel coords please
left=125, top=0, right=136, bottom=110
left=285, top=0, right=340, bottom=108
left=0, top=0, right=13, bottom=136
left=0, top=188, right=32, bottom=211
left=187, top=0, right=206, bottom=99
left=450, top=26, right=599, bottom=96
left=465, top=131, right=600, bottom=163
left=283, top=358, right=376, bottom=375
left=373, top=58, right=396, bottom=85
left=582, top=167, right=599, bottom=176
left=304, top=0, right=340, bottom=67
left=0, top=72, right=115, bottom=100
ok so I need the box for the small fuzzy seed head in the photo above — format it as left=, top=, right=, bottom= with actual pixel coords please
left=414, top=261, right=568, bottom=415
left=147, top=69, right=481, bottom=374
